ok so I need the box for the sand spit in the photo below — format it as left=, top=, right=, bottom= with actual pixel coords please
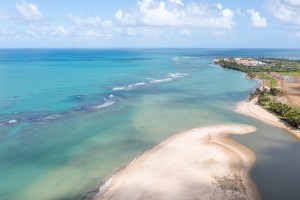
left=96, top=124, right=259, bottom=200
left=236, top=99, right=300, bottom=139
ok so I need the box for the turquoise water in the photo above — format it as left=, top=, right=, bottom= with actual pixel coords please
left=0, top=49, right=299, bottom=200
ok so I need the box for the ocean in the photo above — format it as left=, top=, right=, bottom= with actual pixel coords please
left=0, top=49, right=299, bottom=200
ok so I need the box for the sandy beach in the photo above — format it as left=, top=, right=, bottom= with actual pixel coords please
left=236, top=99, right=300, bottom=139
left=96, top=124, right=259, bottom=200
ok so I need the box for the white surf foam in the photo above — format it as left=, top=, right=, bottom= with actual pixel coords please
left=133, top=82, right=146, bottom=86
left=94, top=100, right=115, bottom=109
left=98, top=176, right=114, bottom=194
left=167, top=72, right=188, bottom=78
left=45, top=116, right=56, bottom=120
left=112, top=82, right=146, bottom=91
left=172, top=57, right=180, bottom=64
left=112, top=73, right=188, bottom=91
left=8, top=119, right=18, bottom=124
left=150, top=73, right=188, bottom=83
left=149, top=77, right=173, bottom=83
left=112, top=87, right=126, bottom=91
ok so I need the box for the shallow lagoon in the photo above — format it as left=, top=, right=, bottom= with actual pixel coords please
left=0, top=49, right=299, bottom=200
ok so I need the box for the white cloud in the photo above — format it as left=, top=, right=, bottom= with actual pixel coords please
left=25, top=30, right=37, bottom=36
left=27, top=25, right=68, bottom=37
left=0, top=24, right=69, bottom=40
left=102, top=20, right=113, bottom=28
left=115, top=0, right=235, bottom=29
left=127, top=27, right=162, bottom=36
left=51, top=25, right=68, bottom=36
left=285, top=0, right=300, bottom=6
left=83, top=29, right=102, bottom=38
left=247, top=9, right=267, bottom=28
left=168, top=0, right=184, bottom=6
left=16, top=1, right=43, bottom=20
left=268, top=0, right=300, bottom=26
left=24, top=23, right=114, bottom=40
left=216, top=4, right=223, bottom=10
left=68, top=14, right=115, bottom=39
left=77, top=27, right=113, bottom=39
left=0, top=10, right=116, bottom=41
left=69, top=14, right=102, bottom=27
left=69, top=14, right=113, bottom=28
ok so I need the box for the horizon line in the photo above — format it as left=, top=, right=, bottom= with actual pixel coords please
left=1, top=47, right=300, bottom=50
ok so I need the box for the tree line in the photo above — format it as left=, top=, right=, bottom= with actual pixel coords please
left=250, top=87, right=300, bottom=128
left=215, top=58, right=300, bottom=73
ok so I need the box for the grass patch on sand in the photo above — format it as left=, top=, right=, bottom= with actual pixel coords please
left=292, top=105, right=300, bottom=112
left=256, top=72, right=278, bottom=87
left=278, top=72, right=300, bottom=77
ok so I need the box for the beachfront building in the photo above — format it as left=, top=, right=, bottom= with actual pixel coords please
left=234, top=58, right=265, bottom=66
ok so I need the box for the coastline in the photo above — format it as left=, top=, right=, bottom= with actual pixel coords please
left=216, top=58, right=300, bottom=139
left=95, top=124, right=260, bottom=200
left=236, top=98, right=300, bottom=139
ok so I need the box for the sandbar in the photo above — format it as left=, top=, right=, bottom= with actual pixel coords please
left=96, top=124, right=259, bottom=200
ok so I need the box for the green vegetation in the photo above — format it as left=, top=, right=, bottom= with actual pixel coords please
left=215, top=57, right=300, bottom=129
left=214, top=58, right=300, bottom=88
left=215, top=58, right=300, bottom=73
left=246, top=71, right=256, bottom=79
left=249, top=88, right=268, bottom=101
left=293, top=106, right=300, bottom=112
left=258, top=96, right=271, bottom=106
left=278, top=72, right=300, bottom=77
left=216, top=59, right=266, bottom=72
left=270, top=102, right=300, bottom=128
left=262, top=58, right=300, bottom=71
left=256, top=72, right=278, bottom=87
left=270, top=88, right=282, bottom=96
left=249, top=87, right=300, bottom=129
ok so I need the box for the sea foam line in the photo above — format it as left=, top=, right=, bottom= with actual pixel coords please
left=112, top=73, right=188, bottom=91
left=1, top=94, right=119, bottom=127
left=94, top=94, right=115, bottom=109
left=8, top=119, right=18, bottom=124
left=97, top=176, right=114, bottom=195
left=112, top=82, right=146, bottom=91
left=96, top=156, right=138, bottom=197
left=94, top=101, right=114, bottom=109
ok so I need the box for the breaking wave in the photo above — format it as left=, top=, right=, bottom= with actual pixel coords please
left=112, top=73, right=188, bottom=91
left=94, top=94, right=115, bottom=109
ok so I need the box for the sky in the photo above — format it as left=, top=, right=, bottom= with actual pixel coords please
left=0, top=0, right=300, bottom=48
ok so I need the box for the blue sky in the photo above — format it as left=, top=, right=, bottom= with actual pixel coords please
left=0, top=0, right=300, bottom=48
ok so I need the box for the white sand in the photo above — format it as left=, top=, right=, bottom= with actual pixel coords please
left=236, top=99, right=300, bottom=139
left=96, top=124, right=259, bottom=200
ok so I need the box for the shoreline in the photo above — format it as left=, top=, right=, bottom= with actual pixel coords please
left=236, top=98, right=300, bottom=139
left=239, top=69, right=300, bottom=139
left=216, top=58, right=300, bottom=139
left=95, top=124, right=260, bottom=200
